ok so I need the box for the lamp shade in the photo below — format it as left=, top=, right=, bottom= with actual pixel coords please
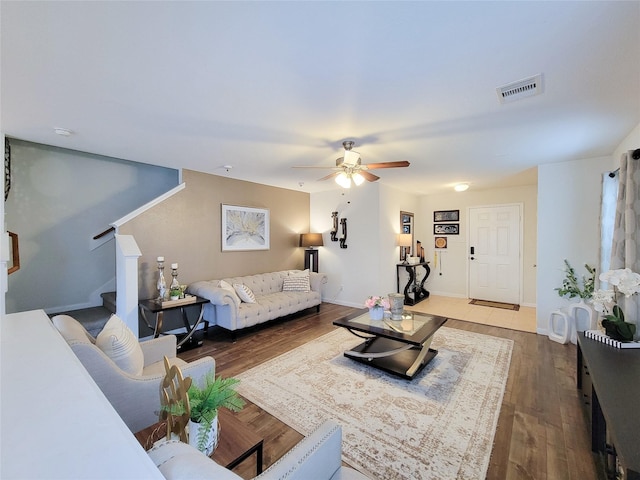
left=300, top=233, right=324, bottom=248
left=398, top=233, right=412, bottom=247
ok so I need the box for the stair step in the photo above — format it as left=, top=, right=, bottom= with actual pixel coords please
left=101, top=291, right=116, bottom=314
left=51, top=306, right=112, bottom=337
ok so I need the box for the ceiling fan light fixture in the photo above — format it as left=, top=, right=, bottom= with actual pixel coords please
left=343, top=149, right=360, bottom=166
left=352, top=172, right=365, bottom=186
left=454, top=183, right=469, bottom=192
left=335, top=172, right=351, bottom=188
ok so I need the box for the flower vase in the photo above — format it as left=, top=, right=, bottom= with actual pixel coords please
left=369, top=307, right=384, bottom=321
left=569, top=298, right=596, bottom=343
left=188, top=415, right=219, bottom=456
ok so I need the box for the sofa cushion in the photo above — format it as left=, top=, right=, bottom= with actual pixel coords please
left=219, top=279, right=241, bottom=304
left=95, top=314, right=144, bottom=375
left=233, top=283, right=256, bottom=303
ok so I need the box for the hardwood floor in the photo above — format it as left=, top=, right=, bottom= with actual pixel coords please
left=177, top=303, right=601, bottom=480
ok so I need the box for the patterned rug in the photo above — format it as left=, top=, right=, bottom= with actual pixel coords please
left=235, top=326, right=513, bottom=479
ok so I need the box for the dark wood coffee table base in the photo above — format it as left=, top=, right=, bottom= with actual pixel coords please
left=344, top=335, right=437, bottom=379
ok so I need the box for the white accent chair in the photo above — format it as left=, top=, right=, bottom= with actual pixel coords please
left=147, top=419, right=370, bottom=480
left=52, top=314, right=215, bottom=433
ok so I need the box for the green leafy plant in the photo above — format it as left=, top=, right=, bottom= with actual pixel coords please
left=162, top=372, right=245, bottom=453
left=555, top=260, right=596, bottom=300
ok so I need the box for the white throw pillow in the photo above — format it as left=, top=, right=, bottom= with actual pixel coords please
left=283, top=274, right=310, bottom=292
left=289, top=269, right=310, bottom=278
left=219, top=279, right=241, bottom=304
left=233, top=283, right=256, bottom=303
left=96, top=314, right=144, bottom=375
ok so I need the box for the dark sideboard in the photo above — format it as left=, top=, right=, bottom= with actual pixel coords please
left=577, top=332, right=640, bottom=479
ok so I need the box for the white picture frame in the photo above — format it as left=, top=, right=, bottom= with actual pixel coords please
left=221, top=204, right=270, bottom=251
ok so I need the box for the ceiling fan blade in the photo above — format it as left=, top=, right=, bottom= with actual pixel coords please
left=318, top=172, right=340, bottom=181
left=363, top=161, right=410, bottom=170
left=360, top=170, right=380, bottom=182
left=292, top=165, right=340, bottom=169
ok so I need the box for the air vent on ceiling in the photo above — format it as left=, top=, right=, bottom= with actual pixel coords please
left=496, top=74, right=543, bottom=104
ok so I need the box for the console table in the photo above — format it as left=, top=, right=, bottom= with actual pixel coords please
left=396, top=262, right=431, bottom=305
left=139, top=296, right=210, bottom=352
left=577, top=332, right=640, bottom=479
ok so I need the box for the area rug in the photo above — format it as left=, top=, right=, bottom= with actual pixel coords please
left=235, top=326, right=513, bottom=479
left=469, top=298, right=520, bottom=311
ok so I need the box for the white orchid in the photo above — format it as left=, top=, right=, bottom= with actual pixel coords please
left=600, top=268, right=640, bottom=297
left=590, top=288, right=615, bottom=314
left=595, top=268, right=640, bottom=341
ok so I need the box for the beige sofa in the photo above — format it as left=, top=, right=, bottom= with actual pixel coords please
left=188, top=270, right=327, bottom=334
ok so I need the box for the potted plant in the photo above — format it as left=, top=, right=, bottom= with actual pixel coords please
left=164, top=371, right=245, bottom=455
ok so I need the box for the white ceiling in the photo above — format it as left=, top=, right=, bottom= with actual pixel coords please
left=1, top=1, right=639, bottom=195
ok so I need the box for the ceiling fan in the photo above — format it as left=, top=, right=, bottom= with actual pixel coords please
left=293, top=141, right=410, bottom=188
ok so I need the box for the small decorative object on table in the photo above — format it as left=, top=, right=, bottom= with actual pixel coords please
left=170, top=263, right=181, bottom=300
left=157, top=256, right=167, bottom=301
left=591, top=268, right=640, bottom=342
left=388, top=293, right=405, bottom=320
left=365, top=295, right=389, bottom=320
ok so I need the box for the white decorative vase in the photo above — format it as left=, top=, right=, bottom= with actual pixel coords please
left=188, top=415, right=219, bottom=456
left=569, top=298, right=597, bottom=344
left=369, top=307, right=384, bottom=321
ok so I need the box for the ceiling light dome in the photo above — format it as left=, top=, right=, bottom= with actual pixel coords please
left=335, top=172, right=351, bottom=188
left=454, top=183, right=469, bottom=192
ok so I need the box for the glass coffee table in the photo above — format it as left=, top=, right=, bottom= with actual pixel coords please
left=333, top=309, right=447, bottom=379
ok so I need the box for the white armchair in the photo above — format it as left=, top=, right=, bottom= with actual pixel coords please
left=147, top=419, right=369, bottom=480
left=52, top=314, right=215, bottom=433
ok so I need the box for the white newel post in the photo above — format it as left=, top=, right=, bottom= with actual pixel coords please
left=115, top=234, right=142, bottom=337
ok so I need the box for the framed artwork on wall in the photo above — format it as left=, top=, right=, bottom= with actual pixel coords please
left=433, top=224, right=459, bottom=235
left=434, top=237, right=448, bottom=249
left=433, top=210, right=459, bottom=222
left=221, top=204, right=270, bottom=251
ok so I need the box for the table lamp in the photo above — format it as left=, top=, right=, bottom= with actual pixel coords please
left=300, top=233, right=324, bottom=272
left=398, top=233, right=412, bottom=263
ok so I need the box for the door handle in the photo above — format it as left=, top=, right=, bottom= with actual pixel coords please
left=470, top=246, right=475, bottom=254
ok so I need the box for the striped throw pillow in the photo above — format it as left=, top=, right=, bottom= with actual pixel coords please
left=233, top=283, right=256, bottom=303
left=283, top=275, right=310, bottom=292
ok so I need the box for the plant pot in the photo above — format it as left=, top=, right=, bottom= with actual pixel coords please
left=369, top=307, right=384, bottom=321
left=188, top=415, right=219, bottom=456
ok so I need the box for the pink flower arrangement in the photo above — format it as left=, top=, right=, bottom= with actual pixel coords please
left=365, top=295, right=390, bottom=310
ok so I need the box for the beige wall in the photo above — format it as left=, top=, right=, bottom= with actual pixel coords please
left=119, top=169, right=310, bottom=300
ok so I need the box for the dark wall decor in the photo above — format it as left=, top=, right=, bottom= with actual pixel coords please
left=434, top=224, right=459, bottom=235
left=433, top=210, right=459, bottom=222
left=330, top=211, right=339, bottom=241
left=339, top=218, right=348, bottom=248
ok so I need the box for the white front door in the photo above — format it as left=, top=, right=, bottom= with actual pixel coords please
left=468, top=204, right=521, bottom=304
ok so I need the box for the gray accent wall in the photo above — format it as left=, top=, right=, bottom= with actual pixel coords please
left=5, top=139, right=178, bottom=314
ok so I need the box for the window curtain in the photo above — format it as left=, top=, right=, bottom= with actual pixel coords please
left=609, top=150, right=640, bottom=336
left=600, top=173, right=618, bottom=287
